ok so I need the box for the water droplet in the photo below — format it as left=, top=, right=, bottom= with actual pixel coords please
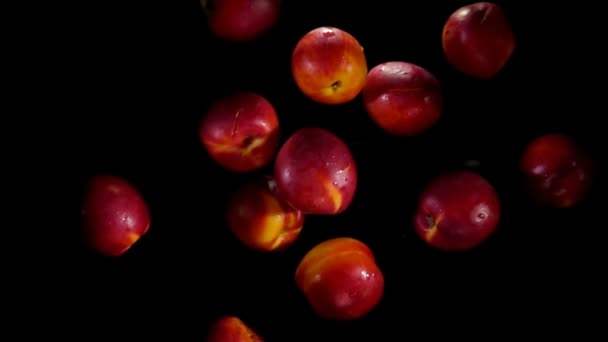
left=322, top=29, right=335, bottom=37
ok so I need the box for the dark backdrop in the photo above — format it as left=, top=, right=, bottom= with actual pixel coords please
left=47, top=0, right=603, bottom=339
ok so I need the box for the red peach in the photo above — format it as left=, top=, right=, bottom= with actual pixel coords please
left=206, top=316, right=263, bottom=342
left=295, top=237, right=384, bottom=320
left=520, top=133, right=593, bottom=208
left=442, top=2, right=515, bottom=79
left=199, top=92, right=280, bottom=173
left=274, top=127, right=357, bottom=214
left=291, top=26, right=367, bottom=104
left=201, top=0, right=282, bottom=41
left=226, top=176, right=304, bottom=252
left=81, top=175, right=151, bottom=257
left=414, top=171, right=500, bottom=252
left=362, top=61, right=443, bottom=135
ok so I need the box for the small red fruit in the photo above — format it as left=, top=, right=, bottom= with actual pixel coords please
left=442, top=2, right=515, bottom=79
left=81, top=175, right=151, bottom=257
left=201, top=0, right=282, bottom=41
left=291, top=26, right=368, bottom=104
left=414, top=171, right=500, bottom=252
left=274, top=127, right=357, bottom=214
left=362, top=61, right=443, bottom=135
left=520, top=133, right=593, bottom=208
left=199, top=92, right=280, bottom=173
left=227, top=177, right=304, bottom=252
left=207, top=316, right=263, bottom=342
left=295, top=237, right=384, bottom=320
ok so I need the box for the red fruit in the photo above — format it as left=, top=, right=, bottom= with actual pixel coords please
left=199, top=92, right=280, bottom=173
left=274, top=127, right=357, bottom=214
left=520, top=133, right=593, bottom=208
left=227, top=177, right=304, bottom=252
left=362, top=61, right=443, bottom=135
left=295, top=237, right=384, bottom=320
left=207, top=316, right=263, bottom=342
left=81, top=175, right=151, bottom=257
left=201, top=0, right=282, bottom=41
left=414, top=171, right=500, bottom=252
left=442, top=2, right=515, bottom=79
left=291, top=26, right=368, bottom=104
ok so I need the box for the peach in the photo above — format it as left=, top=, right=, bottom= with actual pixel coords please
left=295, top=237, right=384, bottom=320
left=362, top=61, right=443, bottom=135
left=414, top=171, right=500, bottom=252
left=291, top=26, right=367, bottom=104
left=199, top=92, right=280, bottom=173
left=520, top=133, right=593, bottom=208
left=206, top=316, right=263, bottom=342
left=226, top=176, right=304, bottom=251
left=201, top=0, right=282, bottom=41
left=442, top=2, right=515, bottom=79
left=274, top=127, right=357, bottom=214
left=81, top=175, right=151, bottom=257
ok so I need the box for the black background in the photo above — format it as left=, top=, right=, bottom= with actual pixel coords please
left=44, top=0, right=603, bottom=339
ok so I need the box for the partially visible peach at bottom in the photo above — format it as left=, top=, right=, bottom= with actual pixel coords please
left=207, top=316, right=263, bottom=342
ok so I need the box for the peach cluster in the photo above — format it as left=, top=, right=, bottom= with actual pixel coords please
left=77, top=1, right=595, bottom=340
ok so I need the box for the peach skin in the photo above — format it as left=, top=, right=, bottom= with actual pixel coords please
left=207, top=316, right=263, bottom=342
left=199, top=92, right=280, bottom=173
left=274, top=127, right=357, bottom=215
left=81, top=175, right=151, bottom=257
left=442, top=2, right=515, bottom=79
left=414, top=171, right=500, bottom=251
left=520, top=133, right=593, bottom=208
left=291, top=26, right=367, bottom=104
left=295, top=237, right=384, bottom=320
left=363, top=61, right=443, bottom=136
left=227, top=177, right=304, bottom=251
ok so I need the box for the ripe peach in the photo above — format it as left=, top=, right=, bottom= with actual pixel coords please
left=520, top=133, right=593, bottom=208
left=201, top=0, right=282, bottom=41
left=206, top=316, right=262, bottom=342
left=362, top=61, right=443, bottom=135
left=296, top=237, right=384, bottom=320
left=226, top=177, right=304, bottom=252
left=81, top=175, right=151, bottom=257
left=414, top=171, right=500, bottom=252
left=274, top=127, right=357, bottom=214
left=199, top=92, right=280, bottom=173
left=442, top=2, right=515, bottom=79
left=291, top=26, right=367, bottom=104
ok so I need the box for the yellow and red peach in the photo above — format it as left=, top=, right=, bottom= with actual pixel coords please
left=291, top=26, right=367, bottom=104
left=226, top=176, right=304, bottom=251
left=199, top=92, right=280, bottom=173
left=295, top=237, right=384, bottom=320
left=206, top=316, right=263, bottom=342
